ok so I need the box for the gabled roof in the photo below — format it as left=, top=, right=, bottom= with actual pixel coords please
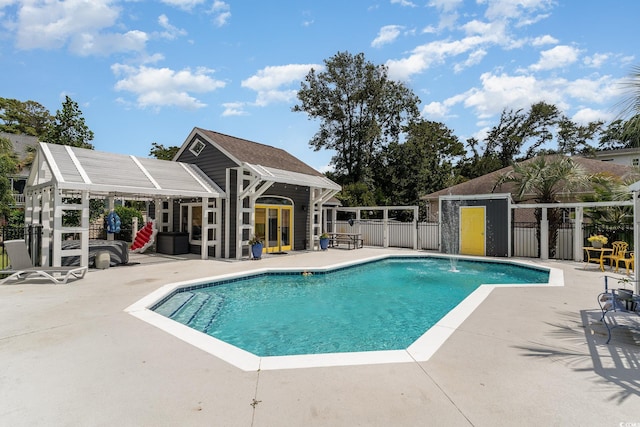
left=194, top=128, right=324, bottom=176
left=28, top=142, right=225, bottom=199
left=423, top=155, right=638, bottom=201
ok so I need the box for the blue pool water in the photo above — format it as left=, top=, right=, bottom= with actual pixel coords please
left=153, top=257, right=548, bottom=357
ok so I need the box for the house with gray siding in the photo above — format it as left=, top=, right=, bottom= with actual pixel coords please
left=172, top=128, right=341, bottom=259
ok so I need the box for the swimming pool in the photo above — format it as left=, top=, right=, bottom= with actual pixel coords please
left=151, top=257, right=549, bottom=358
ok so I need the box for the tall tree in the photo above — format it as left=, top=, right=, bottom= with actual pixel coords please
left=599, top=116, right=640, bottom=150
left=0, top=136, right=18, bottom=219
left=44, top=96, right=94, bottom=149
left=381, top=120, right=464, bottom=212
left=0, top=97, right=52, bottom=137
left=556, top=116, right=602, bottom=155
left=494, top=156, right=591, bottom=258
left=484, top=102, right=560, bottom=168
left=293, top=51, right=420, bottom=185
left=149, top=142, right=180, bottom=160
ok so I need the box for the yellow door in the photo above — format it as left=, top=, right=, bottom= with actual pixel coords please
left=460, top=207, right=485, bottom=256
left=255, top=204, right=293, bottom=253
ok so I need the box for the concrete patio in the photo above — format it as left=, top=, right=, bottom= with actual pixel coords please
left=1, top=248, right=638, bottom=426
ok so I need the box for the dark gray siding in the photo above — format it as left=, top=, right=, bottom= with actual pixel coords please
left=262, top=183, right=311, bottom=250
left=176, top=135, right=237, bottom=190
left=440, top=197, right=509, bottom=257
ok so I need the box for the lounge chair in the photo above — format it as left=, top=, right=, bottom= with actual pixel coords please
left=0, top=240, right=87, bottom=285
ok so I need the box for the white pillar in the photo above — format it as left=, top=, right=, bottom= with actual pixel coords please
left=573, top=207, right=584, bottom=262
left=540, top=208, right=549, bottom=260
left=107, top=196, right=115, bottom=241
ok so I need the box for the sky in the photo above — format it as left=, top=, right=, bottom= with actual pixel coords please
left=1, top=0, right=639, bottom=173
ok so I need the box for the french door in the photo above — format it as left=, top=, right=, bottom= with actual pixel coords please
left=255, top=203, right=293, bottom=253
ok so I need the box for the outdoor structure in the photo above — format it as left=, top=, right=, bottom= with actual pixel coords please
left=172, top=128, right=341, bottom=258
left=439, top=194, right=511, bottom=257
left=593, top=147, right=640, bottom=168
left=22, top=128, right=341, bottom=267
left=24, top=142, right=225, bottom=267
left=422, top=154, right=637, bottom=220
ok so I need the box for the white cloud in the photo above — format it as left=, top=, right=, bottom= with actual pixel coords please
left=428, top=0, right=463, bottom=12
left=386, top=36, right=488, bottom=80
left=529, top=45, right=581, bottom=71
left=371, top=25, right=404, bottom=48
left=69, top=30, right=148, bottom=56
left=241, top=64, right=321, bottom=106
left=159, top=0, right=206, bottom=10
left=157, top=14, right=187, bottom=40
left=391, top=0, right=417, bottom=7
left=583, top=53, right=609, bottom=69
left=453, top=49, right=487, bottom=73
left=531, top=34, right=558, bottom=46
left=211, top=0, right=231, bottom=27
left=222, top=102, right=248, bottom=116
left=111, top=64, right=226, bottom=109
left=572, top=107, right=613, bottom=125
left=481, top=0, right=554, bottom=23
left=13, top=0, right=120, bottom=50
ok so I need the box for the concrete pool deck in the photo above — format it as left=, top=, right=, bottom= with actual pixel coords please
left=1, top=248, right=639, bottom=426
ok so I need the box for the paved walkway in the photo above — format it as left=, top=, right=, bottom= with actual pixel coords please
left=1, top=248, right=638, bottom=426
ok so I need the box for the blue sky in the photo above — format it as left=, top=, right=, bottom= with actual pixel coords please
left=1, top=0, right=638, bottom=172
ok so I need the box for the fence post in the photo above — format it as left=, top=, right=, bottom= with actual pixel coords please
left=573, top=207, right=583, bottom=262
left=540, top=208, right=549, bottom=260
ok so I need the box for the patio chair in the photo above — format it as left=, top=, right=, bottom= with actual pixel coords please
left=615, top=251, right=635, bottom=275
left=0, top=240, right=87, bottom=285
left=603, top=241, right=628, bottom=270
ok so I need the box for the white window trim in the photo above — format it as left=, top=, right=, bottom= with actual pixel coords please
left=189, top=139, right=206, bottom=157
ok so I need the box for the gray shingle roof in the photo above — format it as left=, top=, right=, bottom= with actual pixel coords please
left=196, top=128, right=323, bottom=176
left=423, top=155, right=639, bottom=201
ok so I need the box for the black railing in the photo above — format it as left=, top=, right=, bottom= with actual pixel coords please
left=1, top=225, right=43, bottom=269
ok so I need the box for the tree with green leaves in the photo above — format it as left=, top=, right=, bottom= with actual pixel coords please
left=598, top=116, right=640, bottom=150
left=381, top=120, right=464, bottom=215
left=149, top=142, right=180, bottom=160
left=484, top=102, right=561, bottom=168
left=556, top=116, right=603, bottom=155
left=494, top=156, right=591, bottom=258
left=293, top=51, right=421, bottom=186
left=0, top=136, right=18, bottom=220
left=44, top=96, right=94, bottom=149
left=0, top=97, right=53, bottom=138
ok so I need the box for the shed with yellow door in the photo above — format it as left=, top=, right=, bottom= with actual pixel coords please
left=439, top=194, right=512, bottom=257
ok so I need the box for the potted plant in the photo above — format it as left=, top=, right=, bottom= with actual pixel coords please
left=587, top=234, right=608, bottom=249
left=248, top=235, right=263, bottom=260
left=617, top=277, right=633, bottom=301
left=319, top=232, right=330, bottom=251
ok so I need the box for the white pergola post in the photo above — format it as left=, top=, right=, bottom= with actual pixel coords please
left=107, top=195, right=115, bottom=241
left=573, top=207, right=584, bottom=262
left=540, top=207, right=549, bottom=260
left=383, top=209, right=389, bottom=248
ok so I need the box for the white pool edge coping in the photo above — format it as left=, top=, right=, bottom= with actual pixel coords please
left=125, top=254, right=564, bottom=371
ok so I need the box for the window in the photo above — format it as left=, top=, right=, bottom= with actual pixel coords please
left=633, top=158, right=639, bottom=167
left=189, top=139, right=206, bottom=156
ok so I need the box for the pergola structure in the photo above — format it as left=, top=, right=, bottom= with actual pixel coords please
left=25, top=143, right=225, bottom=267
left=233, top=163, right=341, bottom=257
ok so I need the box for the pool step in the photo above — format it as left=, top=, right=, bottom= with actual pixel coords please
left=171, top=293, right=210, bottom=325
left=189, top=294, right=224, bottom=332
left=154, top=292, right=195, bottom=317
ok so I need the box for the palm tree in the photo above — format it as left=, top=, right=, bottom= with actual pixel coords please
left=494, top=156, right=591, bottom=258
